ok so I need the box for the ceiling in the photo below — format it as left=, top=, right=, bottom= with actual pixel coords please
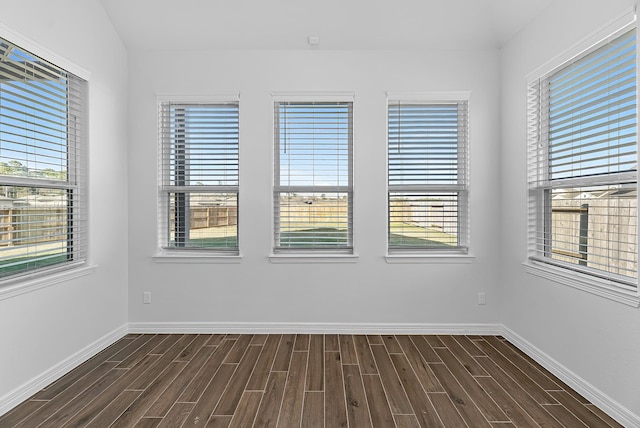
left=99, top=0, right=556, bottom=51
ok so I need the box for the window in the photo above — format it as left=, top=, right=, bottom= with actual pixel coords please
left=158, top=99, right=239, bottom=254
left=0, top=36, right=87, bottom=280
left=273, top=99, right=353, bottom=253
left=527, top=27, right=637, bottom=289
left=387, top=95, right=469, bottom=254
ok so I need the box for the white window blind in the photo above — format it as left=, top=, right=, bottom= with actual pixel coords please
left=0, top=36, right=87, bottom=280
left=388, top=100, right=469, bottom=253
left=274, top=101, right=353, bottom=252
left=159, top=101, right=239, bottom=252
left=527, top=28, right=637, bottom=286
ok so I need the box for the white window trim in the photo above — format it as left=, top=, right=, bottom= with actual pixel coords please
left=524, top=261, right=640, bottom=307
left=385, top=254, right=475, bottom=264
left=387, top=91, right=471, bottom=103
left=524, top=10, right=640, bottom=304
left=155, top=93, right=241, bottom=261
left=153, top=251, right=243, bottom=263
left=0, top=263, right=95, bottom=301
left=0, top=24, right=92, bottom=290
left=525, top=9, right=636, bottom=83
left=269, top=254, right=359, bottom=264
left=156, top=93, right=240, bottom=103
left=271, top=91, right=355, bottom=103
left=269, top=91, right=356, bottom=262
left=386, top=91, right=471, bottom=259
left=0, top=24, right=90, bottom=80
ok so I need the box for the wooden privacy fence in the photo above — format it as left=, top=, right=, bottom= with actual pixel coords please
left=169, top=206, right=238, bottom=231
left=190, top=206, right=237, bottom=228
left=1, top=206, right=238, bottom=246
left=389, top=199, right=458, bottom=235
left=279, top=200, right=348, bottom=227
left=0, top=208, right=66, bottom=246
left=552, top=198, right=637, bottom=276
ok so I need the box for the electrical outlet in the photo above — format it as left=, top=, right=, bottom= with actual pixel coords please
left=478, top=292, right=486, bottom=305
left=143, top=292, right=152, bottom=304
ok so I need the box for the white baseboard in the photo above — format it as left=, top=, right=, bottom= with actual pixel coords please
left=502, top=326, right=640, bottom=428
left=2, top=322, right=637, bottom=428
left=130, top=322, right=636, bottom=426
left=0, top=324, right=129, bottom=417
left=128, top=321, right=504, bottom=335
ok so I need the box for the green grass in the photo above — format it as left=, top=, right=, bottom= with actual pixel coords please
left=0, top=253, right=69, bottom=277
left=279, top=227, right=349, bottom=247
left=388, top=233, right=452, bottom=247
left=389, top=222, right=456, bottom=247
left=177, top=225, right=455, bottom=249
left=169, top=236, right=238, bottom=248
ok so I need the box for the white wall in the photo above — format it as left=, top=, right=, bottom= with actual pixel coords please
left=500, top=0, right=640, bottom=419
left=4, top=0, right=636, bottom=422
left=127, top=49, right=502, bottom=326
left=0, top=0, right=129, bottom=406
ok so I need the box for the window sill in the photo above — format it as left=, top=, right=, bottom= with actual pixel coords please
left=269, top=254, right=359, bottom=264
left=0, top=263, right=96, bottom=301
left=385, top=254, right=475, bottom=264
left=523, top=261, right=639, bottom=307
left=153, top=251, right=243, bottom=264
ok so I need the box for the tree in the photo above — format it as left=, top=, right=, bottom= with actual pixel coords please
left=8, top=160, right=28, bottom=176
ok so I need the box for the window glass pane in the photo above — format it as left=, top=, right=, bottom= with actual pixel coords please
left=276, top=192, right=350, bottom=249
left=0, top=40, right=69, bottom=181
left=548, top=185, right=637, bottom=279
left=388, top=103, right=461, bottom=186
left=277, top=102, right=351, bottom=187
left=167, top=104, right=239, bottom=186
left=167, top=192, right=237, bottom=249
left=548, top=30, right=637, bottom=180
left=389, top=192, right=459, bottom=248
left=0, top=187, right=70, bottom=277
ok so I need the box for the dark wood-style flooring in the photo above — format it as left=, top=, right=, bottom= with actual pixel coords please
left=0, top=334, right=623, bottom=427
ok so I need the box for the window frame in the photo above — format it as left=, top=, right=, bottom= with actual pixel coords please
left=270, top=92, right=357, bottom=262
left=524, top=13, right=640, bottom=307
left=0, top=25, right=90, bottom=288
left=155, top=94, right=241, bottom=261
left=385, top=92, right=472, bottom=263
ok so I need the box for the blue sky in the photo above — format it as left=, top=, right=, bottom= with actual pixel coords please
left=548, top=29, right=636, bottom=180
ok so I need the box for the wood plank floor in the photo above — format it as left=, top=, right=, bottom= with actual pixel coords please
left=0, top=334, right=623, bottom=427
